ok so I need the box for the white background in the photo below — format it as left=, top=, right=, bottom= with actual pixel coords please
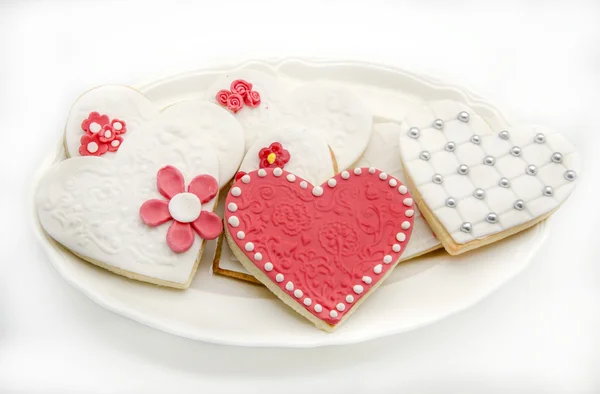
left=1, top=0, right=599, bottom=393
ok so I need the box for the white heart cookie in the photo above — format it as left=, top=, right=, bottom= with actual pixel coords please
left=66, top=87, right=244, bottom=188
left=360, top=123, right=441, bottom=259
left=36, top=98, right=248, bottom=288
left=206, top=72, right=372, bottom=170
left=399, top=100, right=580, bottom=254
left=280, top=82, right=373, bottom=171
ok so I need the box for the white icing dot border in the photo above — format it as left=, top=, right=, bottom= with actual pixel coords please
left=225, top=167, right=414, bottom=323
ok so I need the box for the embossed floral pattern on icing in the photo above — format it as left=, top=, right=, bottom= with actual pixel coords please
left=140, top=165, right=222, bottom=253
left=318, top=222, right=358, bottom=256
left=224, top=167, right=414, bottom=326
left=272, top=202, right=312, bottom=236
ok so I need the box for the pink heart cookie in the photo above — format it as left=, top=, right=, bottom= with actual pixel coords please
left=224, top=167, right=415, bottom=331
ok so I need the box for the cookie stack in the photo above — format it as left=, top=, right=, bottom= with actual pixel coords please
left=35, top=69, right=580, bottom=332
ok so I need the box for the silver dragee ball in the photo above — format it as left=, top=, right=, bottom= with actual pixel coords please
left=419, top=151, right=431, bottom=161
left=457, top=164, right=469, bottom=175
left=526, top=165, right=537, bottom=175
left=432, top=174, right=444, bottom=184
left=408, top=127, right=420, bottom=139
left=473, top=188, right=486, bottom=199
left=534, top=133, right=546, bottom=143
left=564, top=170, right=577, bottom=181
left=458, top=111, right=470, bottom=122
left=445, top=197, right=457, bottom=208
left=471, top=135, right=481, bottom=144
left=551, top=152, right=563, bottom=163
left=483, top=156, right=496, bottom=166
left=499, top=130, right=510, bottom=140
left=460, top=222, right=473, bottom=233
left=543, top=186, right=554, bottom=196
left=510, top=146, right=521, bottom=157
left=433, top=119, right=444, bottom=130
left=445, top=141, right=456, bottom=152
left=486, top=213, right=498, bottom=223
left=499, top=177, right=510, bottom=188
left=514, top=200, right=525, bottom=210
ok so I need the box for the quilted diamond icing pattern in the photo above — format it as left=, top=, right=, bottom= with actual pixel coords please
left=399, top=100, right=580, bottom=244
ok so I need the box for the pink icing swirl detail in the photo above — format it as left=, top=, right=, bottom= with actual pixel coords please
left=245, top=90, right=261, bottom=107
left=214, top=79, right=261, bottom=113
left=226, top=93, right=244, bottom=113
left=216, top=90, right=231, bottom=106
left=230, top=79, right=253, bottom=97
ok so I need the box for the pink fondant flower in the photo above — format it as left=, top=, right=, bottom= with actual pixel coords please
left=258, top=142, right=291, bottom=169
left=79, top=133, right=109, bottom=156
left=98, top=125, right=116, bottom=143
left=139, top=165, right=223, bottom=253
left=107, top=135, right=124, bottom=152
left=81, top=112, right=110, bottom=135
left=226, top=93, right=244, bottom=113
left=110, top=118, right=127, bottom=134
left=216, top=89, right=231, bottom=106
left=230, top=79, right=253, bottom=97
left=245, top=90, right=261, bottom=107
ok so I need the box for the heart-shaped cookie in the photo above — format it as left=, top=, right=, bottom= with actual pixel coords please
left=36, top=100, right=244, bottom=288
left=224, top=167, right=414, bottom=331
left=207, top=72, right=373, bottom=170
left=399, top=100, right=580, bottom=255
left=65, top=86, right=245, bottom=188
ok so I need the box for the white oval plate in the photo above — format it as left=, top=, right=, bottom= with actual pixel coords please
left=31, top=59, right=548, bottom=347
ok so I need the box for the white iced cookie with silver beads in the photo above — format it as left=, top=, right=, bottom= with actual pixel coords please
left=399, top=100, right=580, bottom=255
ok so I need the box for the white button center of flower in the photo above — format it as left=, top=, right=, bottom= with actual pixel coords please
left=89, top=122, right=101, bottom=133
left=168, top=192, right=201, bottom=223
left=87, top=142, right=99, bottom=153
